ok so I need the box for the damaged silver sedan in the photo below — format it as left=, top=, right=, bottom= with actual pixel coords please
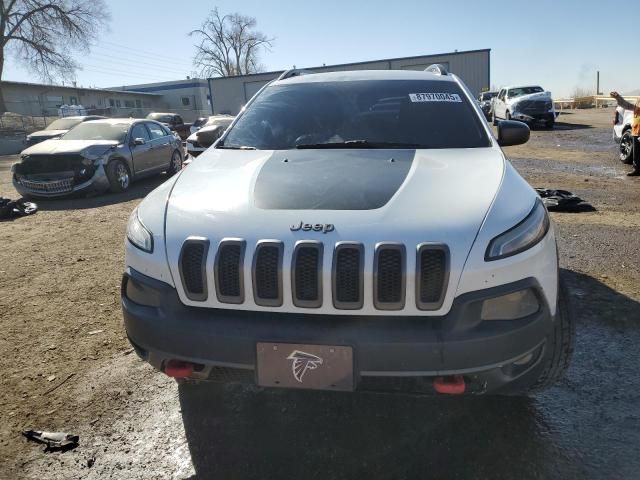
left=12, top=118, right=183, bottom=198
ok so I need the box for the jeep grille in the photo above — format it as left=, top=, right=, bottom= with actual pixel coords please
left=177, top=239, right=449, bottom=312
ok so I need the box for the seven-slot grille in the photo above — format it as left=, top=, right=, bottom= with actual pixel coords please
left=178, top=239, right=449, bottom=311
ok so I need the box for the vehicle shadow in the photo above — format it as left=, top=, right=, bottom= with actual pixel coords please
left=549, top=121, right=593, bottom=131
left=32, top=174, right=170, bottom=211
left=178, top=384, right=567, bottom=480
left=177, top=268, right=640, bottom=479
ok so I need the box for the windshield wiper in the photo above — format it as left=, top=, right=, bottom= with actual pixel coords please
left=295, top=140, right=422, bottom=149
left=216, top=144, right=256, bottom=150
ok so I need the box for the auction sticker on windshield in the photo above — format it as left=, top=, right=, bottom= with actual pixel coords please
left=409, top=93, right=462, bottom=102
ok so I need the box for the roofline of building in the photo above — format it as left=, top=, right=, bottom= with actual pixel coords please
left=119, top=81, right=208, bottom=93
left=208, top=48, right=491, bottom=82
left=0, top=80, right=162, bottom=96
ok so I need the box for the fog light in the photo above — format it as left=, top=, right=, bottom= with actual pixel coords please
left=481, top=289, right=539, bottom=320
left=513, top=352, right=534, bottom=366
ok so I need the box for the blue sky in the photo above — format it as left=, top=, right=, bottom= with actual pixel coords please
left=4, top=0, right=639, bottom=97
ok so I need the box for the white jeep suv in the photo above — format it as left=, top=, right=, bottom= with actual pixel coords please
left=122, top=66, right=574, bottom=395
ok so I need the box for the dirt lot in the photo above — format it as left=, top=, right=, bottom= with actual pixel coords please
left=1, top=109, right=640, bottom=479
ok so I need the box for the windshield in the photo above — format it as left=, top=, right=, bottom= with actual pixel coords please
left=223, top=80, right=490, bottom=150
left=46, top=118, right=83, bottom=130
left=508, top=86, right=544, bottom=98
left=62, top=122, right=129, bottom=142
left=147, top=114, right=174, bottom=123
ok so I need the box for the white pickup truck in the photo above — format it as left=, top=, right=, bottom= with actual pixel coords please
left=613, top=106, right=635, bottom=164
left=492, top=85, right=556, bottom=129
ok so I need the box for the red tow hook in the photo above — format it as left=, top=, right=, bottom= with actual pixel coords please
left=433, top=375, right=466, bottom=394
left=164, top=359, right=194, bottom=379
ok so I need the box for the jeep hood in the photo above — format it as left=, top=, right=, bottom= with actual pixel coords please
left=22, top=139, right=119, bottom=155
left=164, top=148, right=506, bottom=310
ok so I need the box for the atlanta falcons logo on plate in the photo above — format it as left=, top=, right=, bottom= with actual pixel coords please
left=287, top=350, right=323, bottom=383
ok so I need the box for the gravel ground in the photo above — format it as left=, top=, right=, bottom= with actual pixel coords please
left=1, top=109, right=639, bottom=479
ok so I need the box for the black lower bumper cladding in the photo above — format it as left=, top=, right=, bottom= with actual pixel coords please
left=122, top=268, right=556, bottom=394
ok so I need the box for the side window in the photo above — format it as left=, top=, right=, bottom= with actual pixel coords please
left=175, top=115, right=183, bottom=124
left=146, top=122, right=166, bottom=139
left=498, top=90, right=505, bottom=101
left=181, top=97, right=190, bottom=106
left=131, top=123, right=150, bottom=141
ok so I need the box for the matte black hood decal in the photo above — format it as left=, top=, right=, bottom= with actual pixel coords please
left=254, top=150, right=414, bottom=210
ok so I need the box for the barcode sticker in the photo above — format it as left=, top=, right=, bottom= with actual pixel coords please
left=409, top=93, right=462, bottom=103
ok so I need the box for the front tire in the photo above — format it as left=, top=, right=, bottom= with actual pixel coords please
left=106, top=160, right=130, bottom=193
left=492, top=111, right=499, bottom=126
left=619, top=130, right=634, bottom=164
left=528, top=279, right=575, bottom=392
left=168, top=150, right=183, bottom=175
left=505, top=110, right=511, bottom=121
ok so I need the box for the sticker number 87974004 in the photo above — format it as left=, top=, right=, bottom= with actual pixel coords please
left=409, top=93, right=462, bottom=103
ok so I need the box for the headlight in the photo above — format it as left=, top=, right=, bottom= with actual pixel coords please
left=127, top=208, right=153, bottom=253
left=81, top=147, right=110, bottom=162
left=485, top=199, right=549, bottom=261
left=481, top=288, right=540, bottom=320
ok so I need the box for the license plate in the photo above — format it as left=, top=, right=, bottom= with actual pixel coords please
left=256, top=343, right=354, bottom=391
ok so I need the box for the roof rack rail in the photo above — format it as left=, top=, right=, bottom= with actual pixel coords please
left=277, top=69, right=311, bottom=81
left=425, top=64, right=449, bottom=76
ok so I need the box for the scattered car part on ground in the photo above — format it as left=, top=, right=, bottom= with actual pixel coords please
left=0, top=196, right=37, bottom=220
left=23, top=116, right=107, bottom=148
left=22, top=430, right=79, bottom=452
left=478, top=91, right=497, bottom=120
left=613, top=106, right=634, bottom=164
left=535, top=189, right=595, bottom=212
left=12, top=119, right=183, bottom=198
left=146, top=113, right=192, bottom=141
left=493, top=85, right=556, bottom=129
left=185, top=115, right=235, bottom=158
left=122, top=67, right=574, bottom=396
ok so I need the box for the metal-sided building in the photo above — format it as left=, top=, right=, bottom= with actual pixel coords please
left=208, top=49, right=490, bottom=115
left=1, top=80, right=163, bottom=117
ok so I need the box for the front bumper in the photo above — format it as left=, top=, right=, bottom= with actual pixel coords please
left=13, top=163, right=110, bottom=198
left=122, top=268, right=556, bottom=394
left=511, top=112, right=555, bottom=124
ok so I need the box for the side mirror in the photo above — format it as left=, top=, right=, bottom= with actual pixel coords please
left=497, top=120, right=530, bottom=147
left=133, top=137, right=146, bottom=146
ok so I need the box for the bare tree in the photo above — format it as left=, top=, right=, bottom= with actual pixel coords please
left=0, top=0, right=110, bottom=113
left=190, top=8, right=273, bottom=78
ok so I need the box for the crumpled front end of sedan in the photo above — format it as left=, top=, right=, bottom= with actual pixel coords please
left=12, top=142, right=117, bottom=198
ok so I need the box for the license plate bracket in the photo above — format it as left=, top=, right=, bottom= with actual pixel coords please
left=256, top=342, right=354, bottom=391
